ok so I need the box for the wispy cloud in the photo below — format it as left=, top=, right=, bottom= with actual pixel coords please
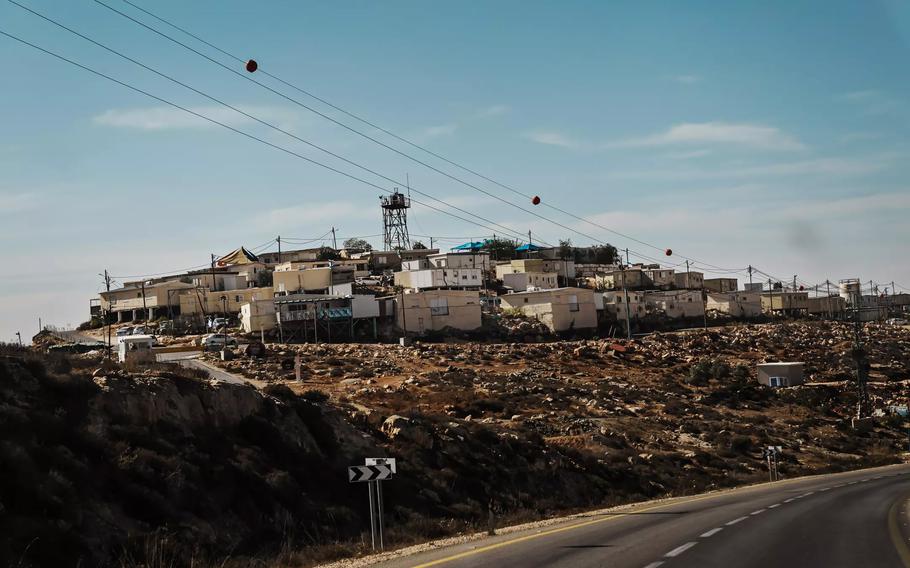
left=666, top=149, right=712, bottom=160
left=673, top=74, right=700, bottom=85
left=93, top=105, right=302, bottom=131
left=837, top=90, right=903, bottom=117
left=0, top=192, right=40, bottom=214
left=837, top=132, right=880, bottom=144
left=612, top=122, right=806, bottom=151
left=422, top=123, right=458, bottom=139
left=524, top=130, right=578, bottom=148
left=784, top=192, right=910, bottom=219
left=253, top=200, right=374, bottom=231
left=475, top=104, right=511, bottom=118
left=608, top=154, right=894, bottom=181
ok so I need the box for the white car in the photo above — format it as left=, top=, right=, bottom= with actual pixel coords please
left=202, top=334, right=238, bottom=350
left=886, top=318, right=908, bottom=326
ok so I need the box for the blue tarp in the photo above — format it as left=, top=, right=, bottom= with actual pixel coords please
left=515, top=243, right=544, bottom=252
left=452, top=241, right=486, bottom=251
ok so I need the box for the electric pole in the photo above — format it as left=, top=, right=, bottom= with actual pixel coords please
left=331, top=227, right=338, bottom=250
left=277, top=235, right=281, bottom=263
left=748, top=265, right=753, bottom=287
left=101, top=270, right=112, bottom=358
left=15, top=331, right=22, bottom=347
left=851, top=315, right=869, bottom=420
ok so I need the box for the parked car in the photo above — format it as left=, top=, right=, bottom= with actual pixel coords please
left=131, top=326, right=148, bottom=335
left=115, top=327, right=133, bottom=338
left=202, top=334, right=238, bottom=350
left=886, top=318, right=908, bottom=326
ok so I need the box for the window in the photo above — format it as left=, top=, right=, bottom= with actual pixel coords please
left=429, top=297, right=449, bottom=316
left=462, top=275, right=467, bottom=280
left=235, top=295, right=242, bottom=303
left=769, top=376, right=789, bottom=388
left=568, top=294, right=579, bottom=312
left=524, top=298, right=529, bottom=303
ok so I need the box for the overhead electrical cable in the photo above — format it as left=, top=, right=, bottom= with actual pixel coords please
left=0, top=28, right=552, bottom=256
left=92, top=0, right=697, bottom=264
left=104, top=0, right=753, bottom=272
left=6, top=0, right=543, bottom=250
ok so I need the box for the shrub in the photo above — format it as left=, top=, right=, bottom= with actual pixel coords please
left=301, top=389, right=329, bottom=403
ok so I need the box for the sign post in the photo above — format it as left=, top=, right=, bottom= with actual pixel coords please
left=348, top=462, right=394, bottom=551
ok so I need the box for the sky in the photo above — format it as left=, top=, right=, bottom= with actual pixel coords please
left=1, top=0, right=909, bottom=342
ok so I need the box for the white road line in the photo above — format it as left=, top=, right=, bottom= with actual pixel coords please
left=726, top=516, right=749, bottom=526
left=665, top=542, right=698, bottom=557
left=642, top=562, right=664, bottom=568
left=768, top=503, right=781, bottom=509
left=701, top=528, right=723, bottom=538
left=861, top=478, right=870, bottom=482
left=833, top=484, right=844, bottom=488
left=784, top=498, right=795, bottom=503
left=848, top=481, right=857, bottom=485
left=751, top=509, right=766, bottom=515
left=819, top=487, right=831, bottom=492
left=874, top=476, right=882, bottom=480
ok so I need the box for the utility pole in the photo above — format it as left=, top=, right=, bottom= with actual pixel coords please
left=277, top=235, right=281, bottom=263
left=15, top=331, right=22, bottom=347
left=102, top=269, right=112, bottom=357
left=430, top=236, right=434, bottom=250
left=748, top=265, right=753, bottom=287
left=625, top=248, right=630, bottom=266
left=851, top=315, right=869, bottom=420
left=620, top=264, right=632, bottom=340
left=768, top=278, right=774, bottom=318
left=140, top=280, right=147, bottom=321
left=826, top=279, right=832, bottom=319
left=331, top=226, right=338, bottom=250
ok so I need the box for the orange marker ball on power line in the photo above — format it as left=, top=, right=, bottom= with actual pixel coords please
left=246, top=59, right=258, bottom=72
left=532, top=195, right=541, bottom=205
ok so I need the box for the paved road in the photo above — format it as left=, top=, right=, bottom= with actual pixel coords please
left=157, top=351, right=265, bottom=388
left=375, top=463, right=910, bottom=568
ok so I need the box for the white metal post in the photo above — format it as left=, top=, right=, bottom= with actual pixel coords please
left=377, top=480, right=385, bottom=550
left=367, top=479, right=377, bottom=550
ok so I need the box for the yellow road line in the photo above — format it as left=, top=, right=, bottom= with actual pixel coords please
left=412, top=464, right=909, bottom=568
left=888, top=490, right=910, bottom=568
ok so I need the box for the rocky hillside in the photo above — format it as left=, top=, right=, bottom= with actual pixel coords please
left=2, top=321, right=909, bottom=567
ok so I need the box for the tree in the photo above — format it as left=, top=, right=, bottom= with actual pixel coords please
left=411, top=240, right=427, bottom=250
left=482, top=237, right=520, bottom=261
left=317, top=246, right=341, bottom=261
left=592, top=244, right=619, bottom=264
left=343, top=238, right=372, bottom=252
left=257, top=269, right=273, bottom=287
left=558, top=239, right=573, bottom=260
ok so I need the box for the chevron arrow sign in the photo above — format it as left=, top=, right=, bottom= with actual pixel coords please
left=348, top=464, right=393, bottom=483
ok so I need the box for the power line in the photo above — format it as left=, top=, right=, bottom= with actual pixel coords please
left=92, top=0, right=694, bottom=264
left=0, top=28, right=547, bottom=254
left=105, top=0, right=748, bottom=272
left=7, top=0, right=542, bottom=249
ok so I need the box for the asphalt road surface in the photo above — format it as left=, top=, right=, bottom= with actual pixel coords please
left=375, top=463, right=910, bottom=568
left=156, top=350, right=265, bottom=388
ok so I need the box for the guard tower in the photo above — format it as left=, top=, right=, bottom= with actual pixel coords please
left=380, top=190, right=411, bottom=251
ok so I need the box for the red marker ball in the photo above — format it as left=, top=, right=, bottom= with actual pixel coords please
left=531, top=195, right=541, bottom=205
left=665, top=248, right=673, bottom=256
left=246, top=59, right=258, bottom=73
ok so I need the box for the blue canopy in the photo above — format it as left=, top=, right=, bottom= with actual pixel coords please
left=515, top=243, right=544, bottom=252
left=452, top=241, right=486, bottom=251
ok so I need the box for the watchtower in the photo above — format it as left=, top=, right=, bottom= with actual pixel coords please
left=380, top=190, right=411, bottom=251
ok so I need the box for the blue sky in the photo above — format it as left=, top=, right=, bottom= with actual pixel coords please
left=1, top=0, right=909, bottom=341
